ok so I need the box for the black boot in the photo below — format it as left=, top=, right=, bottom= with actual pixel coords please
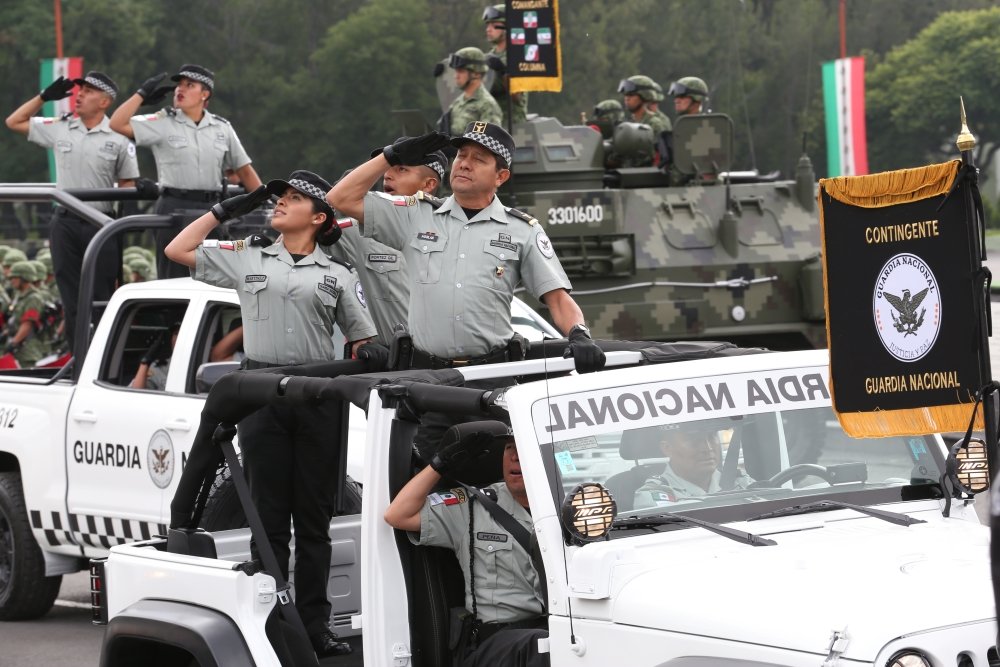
left=310, top=629, right=352, bottom=658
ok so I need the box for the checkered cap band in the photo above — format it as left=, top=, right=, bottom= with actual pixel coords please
left=462, top=131, right=511, bottom=167
left=424, top=158, right=446, bottom=179
left=289, top=178, right=327, bottom=201
left=178, top=70, right=214, bottom=89
left=84, top=76, right=117, bottom=98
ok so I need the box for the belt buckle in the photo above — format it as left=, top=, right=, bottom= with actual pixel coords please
left=451, top=358, right=469, bottom=367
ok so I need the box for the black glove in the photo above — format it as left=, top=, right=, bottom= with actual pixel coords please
left=429, top=430, right=498, bottom=475
left=432, top=62, right=445, bottom=78
left=141, top=331, right=168, bottom=365
left=137, top=72, right=171, bottom=104
left=356, top=342, right=389, bottom=370
left=486, top=55, right=506, bottom=75
left=210, top=185, right=271, bottom=223
left=40, top=76, right=75, bottom=102
left=381, top=132, right=451, bottom=167
left=134, top=177, right=159, bottom=198
left=563, top=324, right=606, bottom=374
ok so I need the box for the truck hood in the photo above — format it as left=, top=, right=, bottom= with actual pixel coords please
left=597, top=510, right=992, bottom=660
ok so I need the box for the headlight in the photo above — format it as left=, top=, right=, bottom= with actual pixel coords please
left=887, top=651, right=931, bottom=667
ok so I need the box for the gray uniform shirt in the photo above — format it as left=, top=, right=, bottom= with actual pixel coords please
left=27, top=115, right=140, bottom=213
left=327, top=221, right=408, bottom=347
left=130, top=108, right=251, bottom=190
left=194, top=239, right=376, bottom=365
left=362, top=192, right=571, bottom=358
left=634, top=463, right=752, bottom=509
left=410, top=483, right=544, bottom=623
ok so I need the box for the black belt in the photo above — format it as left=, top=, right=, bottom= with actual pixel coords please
left=161, top=187, right=220, bottom=203
left=410, top=347, right=509, bottom=370
left=475, top=616, right=547, bottom=645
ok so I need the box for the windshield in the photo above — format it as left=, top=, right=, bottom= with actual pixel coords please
left=533, top=365, right=944, bottom=524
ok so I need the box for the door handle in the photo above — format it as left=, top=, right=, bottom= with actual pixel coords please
left=71, top=410, right=97, bottom=423
left=164, top=419, right=191, bottom=432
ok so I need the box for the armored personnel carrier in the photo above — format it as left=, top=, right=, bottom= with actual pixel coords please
left=504, top=113, right=825, bottom=349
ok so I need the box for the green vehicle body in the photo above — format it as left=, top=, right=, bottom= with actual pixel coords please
left=500, top=113, right=826, bottom=349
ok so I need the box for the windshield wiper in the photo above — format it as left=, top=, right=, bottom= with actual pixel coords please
left=611, top=512, right=776, bottom=547
left=746, top=500, right=925, bottom=526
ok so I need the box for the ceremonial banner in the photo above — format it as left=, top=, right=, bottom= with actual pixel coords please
left=822, top=57, right=868, bottom=177
left=40, top=57, right=83, bottom=181
left=506, top=0, right=562, bottom=94
left=820, top=160, right=985, bottom=436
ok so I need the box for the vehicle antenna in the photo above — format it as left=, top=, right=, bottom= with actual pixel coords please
left=729, top=2, right=757, bottom=172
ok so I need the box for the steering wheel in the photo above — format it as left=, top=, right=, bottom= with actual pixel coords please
left=749, top=464, right=833, bottom=489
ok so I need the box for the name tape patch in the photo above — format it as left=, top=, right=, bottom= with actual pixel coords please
left=245, top=274, right=267, bottom=283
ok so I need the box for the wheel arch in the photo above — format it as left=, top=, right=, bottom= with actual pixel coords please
left=0, top=451, right=19, bottom=473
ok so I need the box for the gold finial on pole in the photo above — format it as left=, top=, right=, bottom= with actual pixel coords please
left=957, top=96, right=976, bottom=153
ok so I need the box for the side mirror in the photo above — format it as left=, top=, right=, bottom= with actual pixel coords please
left=195, top=361, right=240, bottom=394
left=947, top=437, right=990, bottom=495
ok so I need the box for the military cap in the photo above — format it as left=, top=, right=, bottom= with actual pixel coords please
left=618, top=75, right=661, bottom=103
left=370, top=143, right=448, bottom=180
left=449, top=47, right=489, bottom=74
left=71, top=71, right=119, bottom=99
left=265, top=170, right=339, bottom=242
left=669, top=77, right=708, bottom=102
left=171, top=64, right=215, bottom=91
left=482, top=4, right=505, bottom=23
left=9, top=261, right=36, bottom=281
left=2, top=249, right=27, bottom=268
left=450, top=121, right=514, bottom=169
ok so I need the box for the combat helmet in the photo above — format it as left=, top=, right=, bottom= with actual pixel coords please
left=129, top=258, right=153, bottom=282
left=9, top=261, right=36, bottom=282
left=450, top=47, right=489, bottom=74
left=590, top=99, right=625, bottom=139
left=482, top=4, right=505, bottom=24
left=29, top=260, right=47, bottom=281
left=618, top=75, right=661, bottom=103
left=2, top=249, right=27, bottom=269
left=669, top=76, right=709, bottom=102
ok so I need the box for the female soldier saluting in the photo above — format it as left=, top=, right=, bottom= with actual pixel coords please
left=165, top=170, right=376, bottom=658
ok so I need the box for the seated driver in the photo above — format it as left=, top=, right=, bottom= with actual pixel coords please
left=634, top=424, right=750, bottom=508
left=130, top=321, right=179, bottom=390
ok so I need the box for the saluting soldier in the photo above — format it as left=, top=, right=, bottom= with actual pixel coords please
left=442, top=48, right=502, bottom=136
left=5, top=71, right=139, bottom=348
left=111, top=64, right=262, bottom=279
left=4, top=261, right=49, bottom=367
left=328, top=123, right=605, bottom=459
left=165, top=170, right=377, bottom=659
left=329, top=146, right=447, bottom=346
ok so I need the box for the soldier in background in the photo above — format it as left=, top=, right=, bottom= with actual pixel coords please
left=587, top=99, right=624, bottom=140
left=5, top=71, right=139, bottom=348
left=618, top=75, right=671, bottom=135
left=645, top=81, right=672, bottom=130
left=110, top=64, right=262, bottom=279
left=669, top=77, right=709, bottom=117
left=440, top=48, right=502, bottom=136
left=482, top=4, right=528, bottom=127
left=4, top=261, right=49, bottom=367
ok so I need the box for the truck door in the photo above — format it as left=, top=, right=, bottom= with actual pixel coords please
left=65, top=297, right=198, bottom=555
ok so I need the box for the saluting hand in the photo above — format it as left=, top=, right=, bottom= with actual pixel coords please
left=137, top=72, right=173, bottom=105
left=563, top=325, right=606, bottom=374
left=211, top=185, right=271, bottom=223
left=381, top=132, right=451, bottom=167
left=40, top=77, right=75, bottom=102
left=429, top=430, right=499, bottom=475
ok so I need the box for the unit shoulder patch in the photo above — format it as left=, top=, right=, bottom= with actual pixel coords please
left=428, top=487, right=469, bottom=506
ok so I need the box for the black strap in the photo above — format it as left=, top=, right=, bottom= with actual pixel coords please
left=216, top=427, right=319, bottom=667
left=467, top=487, right=548, bottom=612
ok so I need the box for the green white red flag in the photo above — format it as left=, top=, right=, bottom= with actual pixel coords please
left=822, top=56, right=868, bottom=177
left=39, top=57, right=83, bottom=118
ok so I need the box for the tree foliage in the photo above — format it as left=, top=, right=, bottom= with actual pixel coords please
left=0, top=0, right=997, bottom=186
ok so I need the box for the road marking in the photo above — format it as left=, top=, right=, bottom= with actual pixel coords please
left=55, top=599, right=91, bottom=609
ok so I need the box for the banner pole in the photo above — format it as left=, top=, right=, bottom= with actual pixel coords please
left=957, top=98, right=997, bottom=468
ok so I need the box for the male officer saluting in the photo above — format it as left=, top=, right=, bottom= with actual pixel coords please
left=111, top=64, right=262, bottom=278
left=329, top=147, right=448, bottom=347
left=5, top=71, right=139, bottom=348
left=328, top=123, right=605, bottom=456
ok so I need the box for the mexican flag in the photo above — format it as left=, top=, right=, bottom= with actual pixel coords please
left=822, top=56, right=868, bottom=177
left=39, top=57, right=83, bottom=181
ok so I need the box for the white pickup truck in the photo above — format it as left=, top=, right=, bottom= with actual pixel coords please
left=97, top=345, right=997, bottom=666
left=0, top=199, right=559, bottom=622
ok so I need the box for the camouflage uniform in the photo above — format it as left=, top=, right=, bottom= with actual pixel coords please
left=486, top=48, right=528, bottom=126
left=7, top=285, right=47, bottom=367
left=634, top=107, right=671, bottom=136
left=449, top=85, right=502, bottom=137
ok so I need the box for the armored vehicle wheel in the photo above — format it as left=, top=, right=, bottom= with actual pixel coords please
left=0, top=472, right=61, bottom=620
left=199, top=467, right=363, bottom=531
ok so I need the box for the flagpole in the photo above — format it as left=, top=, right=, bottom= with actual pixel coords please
left=957, top=98, right=997, bottom=467
left=839, top=0, right=846, bottom=59
left=54, top=0, right=63, bottom=58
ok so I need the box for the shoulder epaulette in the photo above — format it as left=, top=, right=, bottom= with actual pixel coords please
left=480, top=487, right=498, bottom=501
left=213, top=114, right=230, bottom=125
left=504, top=206, right=538, bottom=226
left=59, top=112, right=73, bottom=122
left=165, top=107, right=177, bottom=117
left=328, top=255, right=354, bottom=271
left=414, top=190, right=445, bottom=209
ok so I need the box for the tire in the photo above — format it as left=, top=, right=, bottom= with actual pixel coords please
left=0, top=472, right=62, bottom=620
left=199, top=468, right=363, bottom=532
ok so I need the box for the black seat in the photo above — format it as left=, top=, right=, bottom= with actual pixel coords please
left=605, top=428, right=668, bottom=512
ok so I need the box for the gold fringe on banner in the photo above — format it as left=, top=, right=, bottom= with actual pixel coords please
left=820, top=160, right=959, bottom=209
left=835, top=403, right=984, bottom=439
